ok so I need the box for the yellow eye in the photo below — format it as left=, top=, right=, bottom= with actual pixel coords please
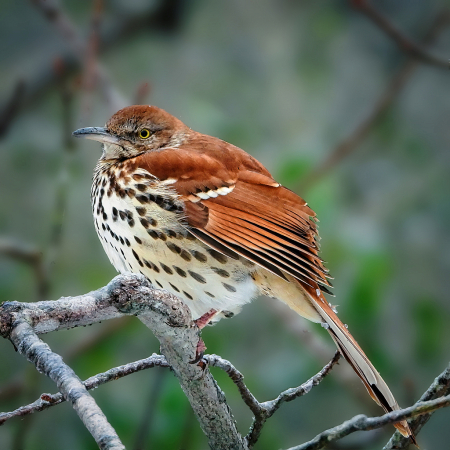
left=139, top=128, right=151, bottom=139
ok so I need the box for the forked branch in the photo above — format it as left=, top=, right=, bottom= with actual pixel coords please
left=206, top=353, right=341, bottom=447
left=0, top=354, right=169, bottom=426
left=0, top=274, right=247, bottom=450
left=1, top=275, right=449, bottom=449
left=287, top=370, right=450, bottom=450
left=0, top=274, right=339, bottom=450
left=384, top=361, right=450, bottom=449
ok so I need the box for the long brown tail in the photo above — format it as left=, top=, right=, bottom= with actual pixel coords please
left=301, top=283, right=415, bottom=443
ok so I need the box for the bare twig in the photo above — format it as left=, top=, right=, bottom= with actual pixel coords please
left=9, top=320, right=125, bottom=449
left=300, top=10, right=450, bottom=190
left=268, top=300, right=361, bottom=389
left=2, top=275, right=449, bottom=449
left=137, top=311, right=248, bottom=449
left=0, top=319, right=130, bottom=414
left=0, top=274, right=248, bottom=450
left=384, top=361, right=450, bottom=449
left=207, top=352, right=341, bottom=448
left=288, top=394, right=450, bottom=450
left=206, top=354, right=260, bottom=413
left=0, top=275, right=340, bottom=449
left=1, top=351, right=340, bottom=448
left=0, top=354, right=169, bottom=426
left=259, top=352, right=340, bottom=412
left=1, top=77, right=77, bottom=445
left=352, top=0, right=449, bottom=69
left=3, top=77, right=82, bottom=447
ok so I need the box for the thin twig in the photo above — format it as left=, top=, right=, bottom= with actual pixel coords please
left=3, top=76, right=80, bottom=448
left=267, top=300, right=372, bottom=409
left=9, top=320, right=125, bottom=449
left=0, top=354, right=169, bottom=426
left=2, top=275, right=449, bottom=449
left=207, top=352, right=341, bottom=448
left=300, top=10, right=450, bottom=190
left=261, top=352, right=341, bottom=414
left=352, top=0, right=449, bottom=69
left=384, top=361, right=450, bottom=449
left=0, top=319, right=130, bottom=406
left=0, top=274, right=249, bottom=450
left=206, top=354, right=261, bottom=413
left=288, top=394, right=450, bottom=450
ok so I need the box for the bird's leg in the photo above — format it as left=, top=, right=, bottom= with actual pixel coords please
left=190, top=309, right=220, bottom=368
left=194, top=308, right=220, bottom=330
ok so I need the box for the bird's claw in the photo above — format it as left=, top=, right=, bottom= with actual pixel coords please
left=189, top=337, right=209, bottom=378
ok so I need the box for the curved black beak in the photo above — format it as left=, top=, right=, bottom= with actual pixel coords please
left=72, top=127, right=120, bottom=145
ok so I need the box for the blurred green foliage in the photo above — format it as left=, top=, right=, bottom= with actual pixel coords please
left=1, top=0, right=450, bottom=449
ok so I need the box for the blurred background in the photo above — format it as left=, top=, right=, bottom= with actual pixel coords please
left=0, top=0, right=449, bottom=449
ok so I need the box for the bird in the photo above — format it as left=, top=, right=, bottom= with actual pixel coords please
left=73, top=105, right=414, bottom=441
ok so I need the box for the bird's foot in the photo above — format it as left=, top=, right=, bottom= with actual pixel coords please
left=194, top=309, right=219, bottom=330
left=189, top=309, right=218, bottom=374
left=190, top=337, right=209, bottom=377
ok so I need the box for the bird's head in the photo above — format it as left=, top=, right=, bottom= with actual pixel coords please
left=73, top=105, right=189, bottom=161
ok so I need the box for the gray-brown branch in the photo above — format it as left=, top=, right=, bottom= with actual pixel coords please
left=287, top=393, right=450, bottom=450
left=206, top=352, right=341, bottom=448
left=384, top=361, right=450, bottom=449
left=0, top=350, right=340, bottom=449
left=2, top=274, right=449, bottom=449
left=0, top=354, right=169, bottom=426
left=9, top=320, right=125, bottom=450
left=0, top=273, right=248, bottom=450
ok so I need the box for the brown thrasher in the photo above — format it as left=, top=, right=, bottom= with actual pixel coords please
left=74, top=105, right=414, bottom=441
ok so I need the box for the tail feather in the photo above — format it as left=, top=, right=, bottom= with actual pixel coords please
left=301, top=283, right=415, bottom=443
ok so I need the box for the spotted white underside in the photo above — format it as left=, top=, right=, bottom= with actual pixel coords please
left=92, top=166, right=258, bottom=320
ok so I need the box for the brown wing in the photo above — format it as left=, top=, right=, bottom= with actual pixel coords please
left=186, top=181, right=332, bottom=292
left=132, top=135, right=416, bottom=439
left=132, top=134, right=332, bottom=293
